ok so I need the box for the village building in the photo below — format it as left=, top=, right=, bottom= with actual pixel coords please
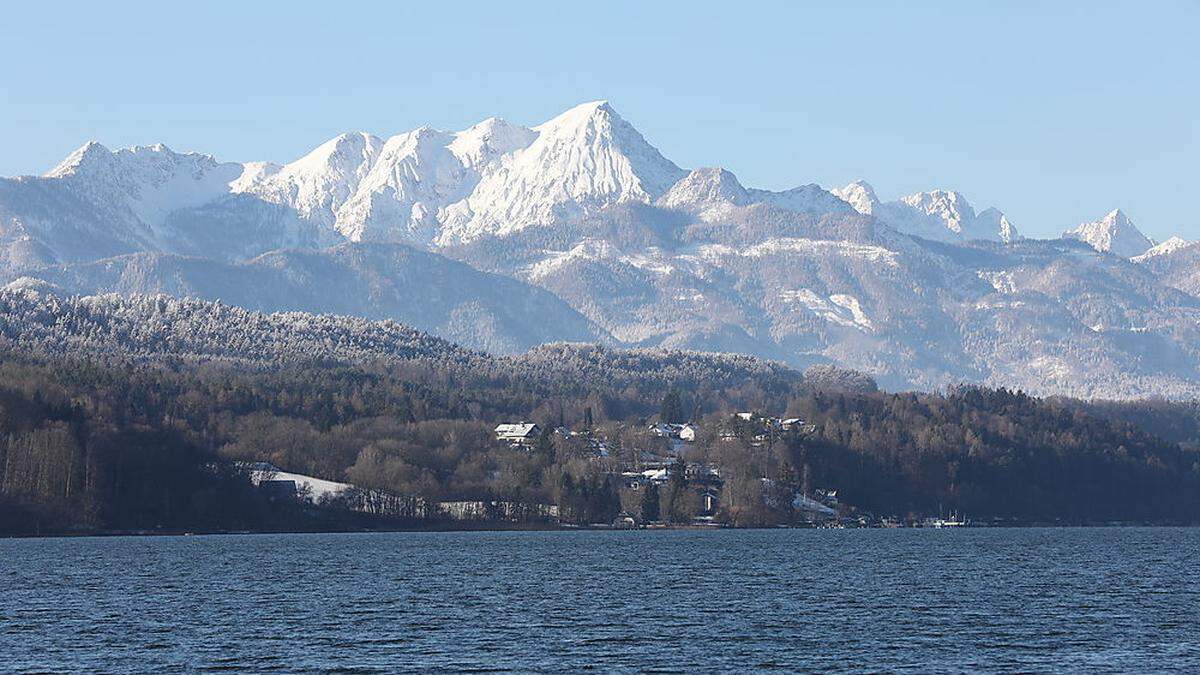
left=621, top=472, right=648, bottom=490
left=685, top=463, right=722, bottom=484
left=494, top=422, right=541, bottom=446
left=648, top=422, right=676, bottom=438
left=640, top=467, right=670, bottom=484
left=678, top=424, right=697, bottom=442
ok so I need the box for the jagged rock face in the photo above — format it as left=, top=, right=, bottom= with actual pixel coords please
left=831, top=180, right=880, bottom=215
left=1063, top=209, right=1154, bottom=258
left=0, top=102, right=1195, bottom=399
left=832, top=181, right=1019, bottom=243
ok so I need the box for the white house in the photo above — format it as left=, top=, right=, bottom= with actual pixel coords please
left=678, top=424, right=697, bottom=442
left=495, top=423, right=541, bottom=445
left=650, top=422, right=693, bottom=439
left=641, top=467, right=670, bottom=484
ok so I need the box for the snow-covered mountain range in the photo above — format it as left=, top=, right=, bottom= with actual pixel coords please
left=2, top=101, right=1197, bottom=398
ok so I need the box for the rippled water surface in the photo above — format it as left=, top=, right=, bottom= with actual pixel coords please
left=2, top=528, right=1198, bottom=672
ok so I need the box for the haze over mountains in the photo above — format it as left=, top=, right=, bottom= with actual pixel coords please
left=2, top=101, right=1198, bottom=399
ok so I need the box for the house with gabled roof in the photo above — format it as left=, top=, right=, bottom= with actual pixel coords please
left=494, top=422, right=541, bottom=446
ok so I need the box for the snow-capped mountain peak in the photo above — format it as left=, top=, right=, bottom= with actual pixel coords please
left=899, top=190, right=975, bottom=234
left=853, top=186, right=1018, bottom=243
left=447, top=117, right=536, bottom=169
left=524, top=100, right=685, bottom=198
left=232, top=131, right=383, bottom=225
left=533, top=99, right=612, bottom=129
left=659, top=167, right=750, bottom=210
left=831, top=180, right=881, bottom=215
left=975, top=207, right=1021, bottom=243
left=42, top=141, right=241, bottom=228
left=45, top=140, right=113, bottom=178
left=437, top=101, right=686, bottom=243
left=1132, top=235, right=1191, bottom=261
left=1063, top=208, right=1154, bottom=257
left=331, top=126, right=471, bottom=243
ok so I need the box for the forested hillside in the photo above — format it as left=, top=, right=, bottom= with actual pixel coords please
left=785, top=388, right=1200, bottom=523
left=1, top=290, right=1198, bottom=534
left=0, top=289, right=800, bottom=402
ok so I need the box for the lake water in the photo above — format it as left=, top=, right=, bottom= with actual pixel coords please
left=2, top=528, right=1197, bottom=672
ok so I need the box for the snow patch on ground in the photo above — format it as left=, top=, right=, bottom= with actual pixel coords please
left=248, top=466, right=353, bottom=502
left=829, top=294, right=874, bottom=330
left=978, top=270, right=1017, bottom=294
left=525, top=239, right=619, bottom=280
left=742, top=238, right=900, bottom=266
left=622, top=250, right=675, bottom=276
left=777, top=289, right=874, bottom=331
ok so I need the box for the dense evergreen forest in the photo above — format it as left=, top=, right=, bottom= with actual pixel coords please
left=1, top=290, right=1198, bottom=534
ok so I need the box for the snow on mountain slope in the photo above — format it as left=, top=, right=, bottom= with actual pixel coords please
left=447, top=117, right=538, bottom=170
left=974, top=207, right=1020, bottom=243
left=28, top=140, right=331, bottom=263
left=233, top=118, right=539, bottom=245
left=1, top=142, right=249, bottom=271
left=15, top=104, right=905, bottom=258
left=659, top=167, right=751, bottom=212
left=899, top=190, right=975, bottom=236
left=232, top=102, right=690, bottom=247
left=0, top=174, right=141, bottom=269
left=1134, top=236, right=1193, bottom=261
left=1063, top=209, right=1154, bottom=258
left=831, top=180, right=881, bottom=215
left=1132, top=236, right=1200, bottom=298
left=833, top=181, right=1018, bottom=243
left=748, top=184, right=856, bottom=215
left=47, top=142, right=242, bottom=234
left=658, top=168, right=852, bottom=225
left=438, top=101, right=685, bottom=243
left=231, top=131, right=382, bottom=228
left=332, top=127, right=474, bottom=243
left=496, top=221, right=1200, bottom=399
left=13, top=242, right=607, bottom=355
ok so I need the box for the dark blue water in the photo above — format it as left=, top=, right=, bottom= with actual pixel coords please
left=2, top=528, right=1197, bottom=673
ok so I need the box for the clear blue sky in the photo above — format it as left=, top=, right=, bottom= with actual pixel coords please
left=2, top=1, right=1196, bottom=240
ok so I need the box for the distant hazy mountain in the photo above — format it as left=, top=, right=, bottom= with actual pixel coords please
left=10, top=242, right=604, bottom=355
left=1, top=101, right=1196, bottom=399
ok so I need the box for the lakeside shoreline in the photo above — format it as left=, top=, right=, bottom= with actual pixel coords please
left=7, top=520, right=1198, bottom=540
